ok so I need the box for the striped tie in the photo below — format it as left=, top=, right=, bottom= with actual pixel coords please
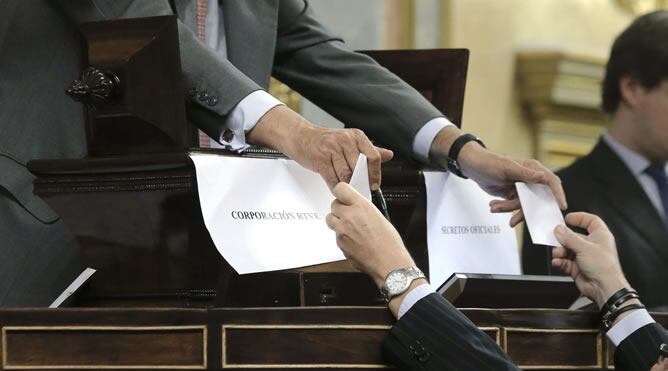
left=196, top=0, right=210, bottom=148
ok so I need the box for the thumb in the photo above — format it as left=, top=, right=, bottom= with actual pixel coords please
left=332, top=182, right=361, bottom=205
left=554, top=224, right=586, bottom=253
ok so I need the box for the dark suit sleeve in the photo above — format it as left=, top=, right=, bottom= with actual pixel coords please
left=614, top=323, right=668, bottom=371
left=272, top=0, right=444, bottom=160
left=381, top=293, right=519, bottom=370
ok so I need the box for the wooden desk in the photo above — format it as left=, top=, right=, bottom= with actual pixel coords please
left=16, top=16, right=667, bottom=371
left=1, top=307, right=666, bottom=370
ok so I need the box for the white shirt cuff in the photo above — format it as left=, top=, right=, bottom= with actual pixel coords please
left=397, top=283, right=435, bottom=319
left=412, top=117, right=455, bottom=163
left=606, top=309, right=655, bottom=346
left=221, top=90, right=284, bottom=152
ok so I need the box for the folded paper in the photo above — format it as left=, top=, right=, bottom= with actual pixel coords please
left=516, top=182, right=565, bottom=247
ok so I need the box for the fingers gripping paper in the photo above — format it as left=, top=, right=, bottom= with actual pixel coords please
left=190, top=154, right=371, bottom=274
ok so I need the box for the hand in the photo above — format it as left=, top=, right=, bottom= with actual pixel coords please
left=247, top=106, right=393, bottom=190
left=651, top=357, right=668, bottom=371
left=430, top=127, right=567, bottom=226
left=552, top=212, right=630, bottom=308
left=325, top=182, right=414, bottom=289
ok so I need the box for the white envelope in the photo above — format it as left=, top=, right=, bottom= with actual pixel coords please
left=516, top=182, right=565, bottom=247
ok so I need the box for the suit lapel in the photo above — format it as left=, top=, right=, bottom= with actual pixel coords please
left=589, top=140, right=668, bottom=260
left=222, top=0, right=278, bottom=88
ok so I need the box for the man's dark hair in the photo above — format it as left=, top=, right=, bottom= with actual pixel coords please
left=602, top=10, right=668, bottom=113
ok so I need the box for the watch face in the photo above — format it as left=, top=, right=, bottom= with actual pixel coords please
left=386, top=271, right=408, bottom=294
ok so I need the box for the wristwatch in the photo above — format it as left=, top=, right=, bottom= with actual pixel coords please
left=447, top=133, right=485, bottom=178
left=380, top=266, right=425, bottom=303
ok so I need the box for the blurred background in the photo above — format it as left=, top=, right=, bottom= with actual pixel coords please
left=271, top=0, right=667, bottom=170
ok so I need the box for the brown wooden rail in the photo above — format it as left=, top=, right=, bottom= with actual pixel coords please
left=1, top=307, right=665, bottom=370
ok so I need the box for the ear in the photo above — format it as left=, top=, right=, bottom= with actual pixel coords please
left=619, top=75, right=644, bottom=108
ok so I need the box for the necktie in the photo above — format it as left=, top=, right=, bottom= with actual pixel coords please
left=196, top=0, right=210, bottom=148
left=644, top=163, right=668, bottom=220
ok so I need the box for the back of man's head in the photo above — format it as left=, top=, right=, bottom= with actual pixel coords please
left=602, top=10, right=668, bottom=114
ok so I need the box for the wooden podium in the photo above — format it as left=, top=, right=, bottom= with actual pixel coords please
left=25, top=16, right=472, bottom=309
left=1, top=16, right=664, bottom=370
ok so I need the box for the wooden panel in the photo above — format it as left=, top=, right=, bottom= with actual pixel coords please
left=505, top=328, right=602, bottom=369
left=302, top=273, right=382, bottom=306
left=605, top=339, right=615, bottom=369
left=360, top=49, right=469, bottom=127
left=79, top=16, right=193, bottom=155
left=30, top=154, right=222, bottom=308
left=221, top=324, right=391, bottom=369
left=2, top=326, right=206, bottom=370
left=479, top=327, right=502, bottom=347
left=0, top=305, right=665, bottom=370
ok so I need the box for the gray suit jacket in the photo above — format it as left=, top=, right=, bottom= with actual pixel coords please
left=0, top=1, right=87, bottom=306
left=52, top=0, right=443, bottom=155
left=0, top=0, right=443, bottom=305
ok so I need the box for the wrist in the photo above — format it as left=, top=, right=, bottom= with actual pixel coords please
left=247, top=105, right=315, bottom=155
left=429, top=128, right=487, bottom=178
left=429, top=126, right=462, bottom=167
left=595, top=278, right=632, bottom=309
left=372, top=257, right=416, bottom=289
left=456, top=140, right=489, bottom=177
left=388, top=278, right=429, bottom=318
left=609, top=298, right=642, bottom=327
